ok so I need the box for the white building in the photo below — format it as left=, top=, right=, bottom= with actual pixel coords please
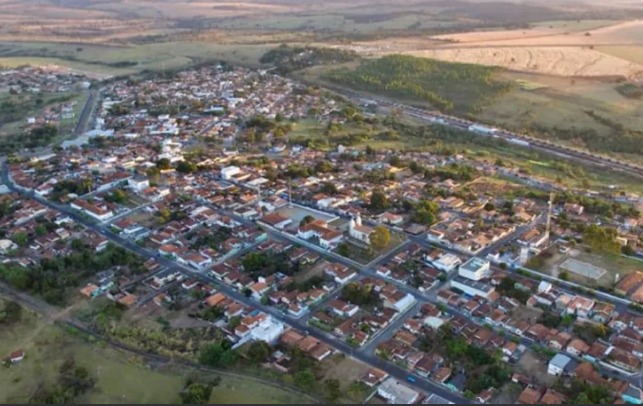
left=377, top=378, right=420, bottom=404
left=249, top=315, right=285, bottom=344
left=432, top=253, right=462, bottom=273
left=458, top=257, right=490, bottom=281
left=349, top=215, right=373, bottom=244
left=548, top=353, right=572, bottom=376
left=221, top=166, right=241, bottom=180
left=451, top=276, right=495, bottom=299
left=128, top=177, right=150, bottom=192
left=391, top=293, right=417, bottom=312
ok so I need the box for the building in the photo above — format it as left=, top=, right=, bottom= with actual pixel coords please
left=458, top=257, right=490, bottom=281
left=260, top=213, right=292, bottom=230
left=249, top=315, right=285, bottom=344
left=298, top=220, right=343, bottom=249
left=70, top=199, right=114, bottom=222
left=349, top=214, right=373, bottom=244
left=221, top=166, right=241, bottom=180
left=377, top=378, right=420, bottom=404
left=127, top=177, right=150, bottom=192
left=451, top=276, right=495, bottom=299
left=432, top=253, right=462, bottom=273
left=548, top=353, right=572, bottom=376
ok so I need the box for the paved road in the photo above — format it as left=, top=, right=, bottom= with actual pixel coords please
left=0, top=163, right=470, bottom=404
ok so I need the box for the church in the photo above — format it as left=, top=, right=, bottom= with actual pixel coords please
left=349, top=214, right=373, bottom=245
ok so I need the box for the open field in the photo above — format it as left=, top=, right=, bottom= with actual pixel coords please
left=0, top=41, right=276, bottom=75
left=339, top=20, right=643, bottom=79
left=0, top=297, right=308, bottom=404
left=536, top=248, right=643, bottom=288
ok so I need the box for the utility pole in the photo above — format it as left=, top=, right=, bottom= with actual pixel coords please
left=545, top=191, right=555, bottom=246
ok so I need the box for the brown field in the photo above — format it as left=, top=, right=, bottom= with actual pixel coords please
left=341, top=20, right=643, bottom=79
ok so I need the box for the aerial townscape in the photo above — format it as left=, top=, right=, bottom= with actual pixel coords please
left=1, top=0, right=643, bottom=404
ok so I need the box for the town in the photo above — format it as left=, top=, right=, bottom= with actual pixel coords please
left=0, top=62, right=642, bottom=404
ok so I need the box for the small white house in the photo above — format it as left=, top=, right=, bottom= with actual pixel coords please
left=548, top=353, right=572, bottom=376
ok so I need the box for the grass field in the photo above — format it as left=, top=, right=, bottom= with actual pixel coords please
left=536, top=248, right=643, bottom=288
left=0, top=298, right=308, bottom=404
left=0, top=41, right=274, bottom=76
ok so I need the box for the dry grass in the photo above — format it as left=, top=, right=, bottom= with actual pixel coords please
left=340, top=20, right=643, bottom=79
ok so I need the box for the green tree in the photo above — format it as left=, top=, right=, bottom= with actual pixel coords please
left=370, top=225, right=391, bottom=251
left=156, top=158, right=171, bottom=170
left=369, top=190, right=389, bottom=212
left=247, top=341, right=273, bottom=363
left=180, top=383, right=213, bottom=404
left=294, top=369, right=316, bottom=390
left=300, top=215, right=315, bottom=227
left=324, top=379, right=342, bottom=401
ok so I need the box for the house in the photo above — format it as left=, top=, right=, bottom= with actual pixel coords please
left=540, top=389, right=566, bottom=404
left=377, top=378, right=420, bottom=404
left=260, top=213, right=292, bottom=230
left=565, top=338, right=590, bottom=357
left=361, top=368, right=388, bottom=387
left=516, top=387, right=542, bottom=404
left=548, top=353, right=572, bottom=376
left=565, top=295, right=595, bottom=318
left=378, top=212, right=404, bottom=226
left=8, top=350, right=25, bottom=363
left=328, top=299, right=359, bottom=318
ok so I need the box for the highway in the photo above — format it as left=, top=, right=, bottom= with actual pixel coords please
left=332, top=89, right=643, bottom=180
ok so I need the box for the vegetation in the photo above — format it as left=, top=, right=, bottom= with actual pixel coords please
left=260, top=44, right=358, bottom=74
left=340, top=282, right=378, bottom=306
left=615, top=83, right=643, bottom=99
left=199, top=341, right=238, bottom=368
left=582, top=224, right=621, bottom=254
left=30, top=356, right=96, bottom=404
left=370, top=225, right=391, bottom=251
left=410, top=200, right=439, bottom=225
left=0, top=300, right=22, bottom=325
left=496, top=277, right=531, bottom=304
left=325, top=54, right=512, bottom=113
left=0, top=243, right=143, bottom=305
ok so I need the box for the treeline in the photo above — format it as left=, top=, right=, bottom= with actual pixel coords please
left=0, top=243, right=144, bottom=305
left=324, top=54, right=512, bottom=113
left=260, top=44, right=359, bottom=74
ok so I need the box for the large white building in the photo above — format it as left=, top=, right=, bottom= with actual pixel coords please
left=458, top=257, right=490, bottom=281
left=221, top=166, right=241, bottom=180
left=377, top=378, right=420, bottom=404
left=451, top=276, right=495, bottom=299
left=249, top=315, right=285, bottom=344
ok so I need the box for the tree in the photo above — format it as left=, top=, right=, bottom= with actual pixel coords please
left=247, top=341, right=273, bottom=363
left=156, top=158, right=171, bottom=170
left=180, top=383, right=213, bottom=404
left=199, top=342, right=237, bottom=368
left=0, top=300, right=22, bottom=324
left=622, top=244, right=635, bottom=256
left=324, top=379, right=342, bottom=401
left=369, top=190, right=389, bottom=212
left=176, top=160, right=198, bottom=173
left=35, top=224, right=47, bottom=236
left=294, top=369, right=316, bottom=390
left=314, top=161, right=333, bottom=173
left=12, top=231, right=28, bottom=246
left=369, top=225, right=391, bottom=251
left=300, top=215, right=315, bottom=227
left=320, top=182, right=338, bottom=195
